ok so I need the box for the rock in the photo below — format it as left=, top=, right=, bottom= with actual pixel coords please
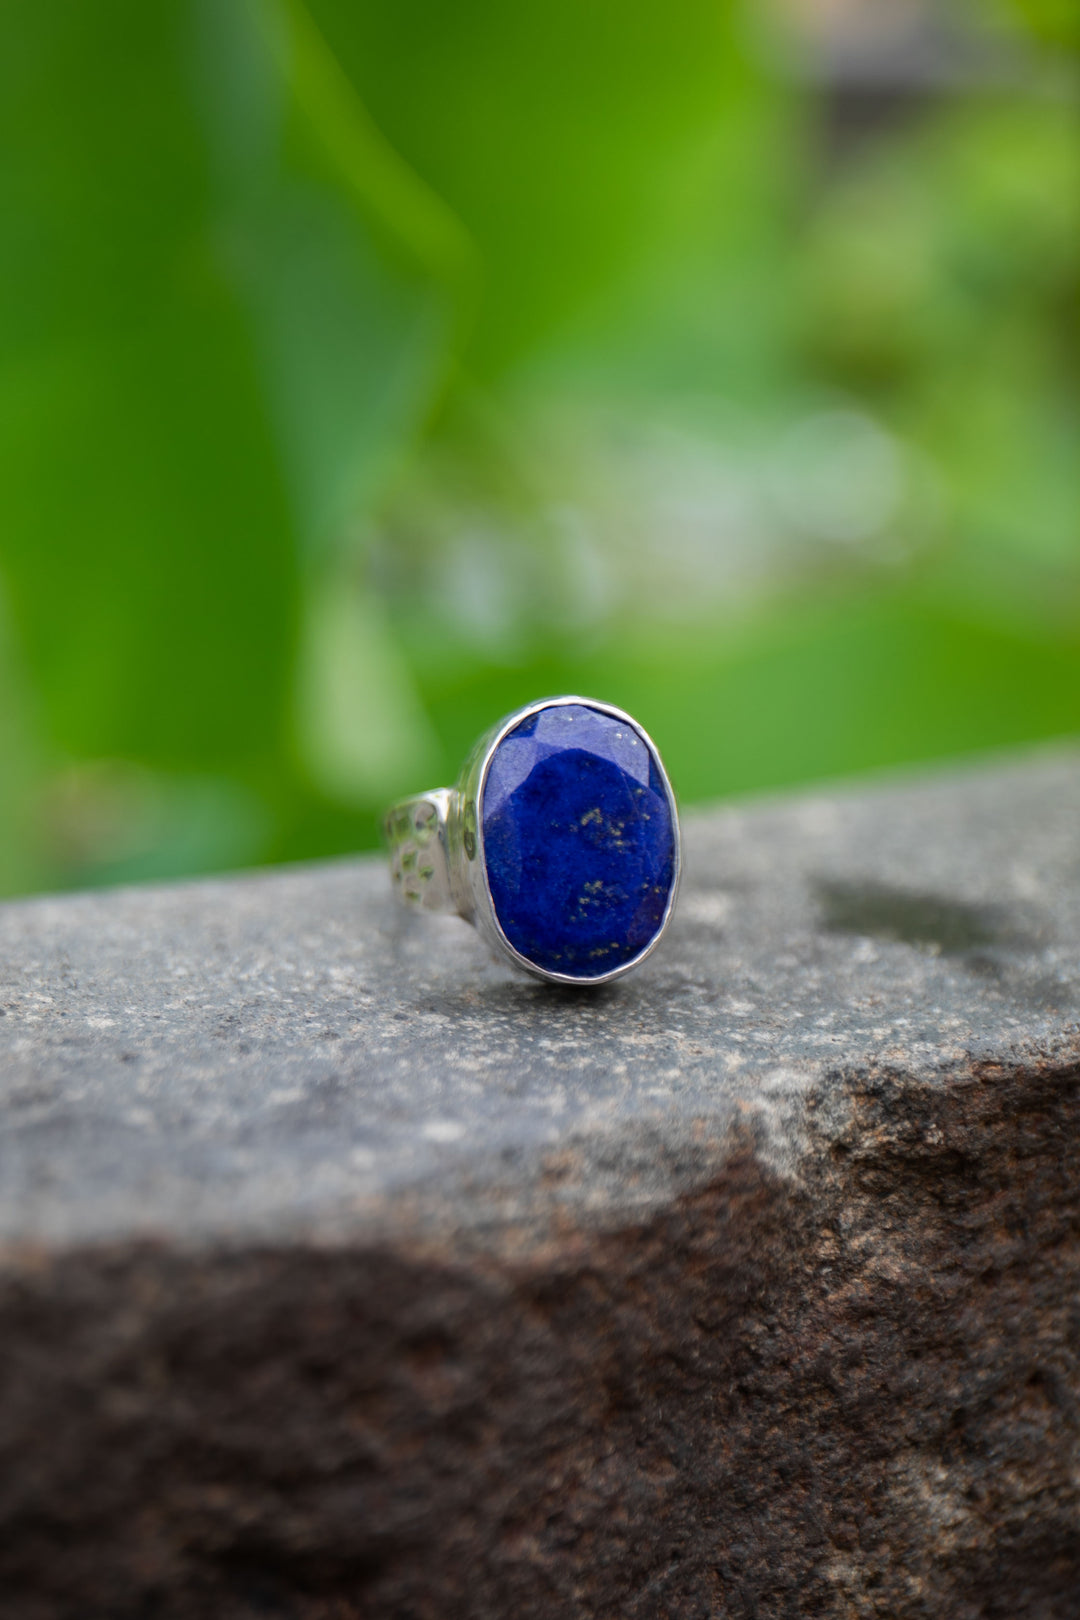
left=1, top=744, right=1079, bottom=1619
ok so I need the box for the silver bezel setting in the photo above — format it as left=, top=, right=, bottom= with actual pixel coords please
left=452, top=695, right=682, bottom=986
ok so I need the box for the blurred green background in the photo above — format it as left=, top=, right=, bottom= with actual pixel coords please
left=0, top=0, right=1076, bottom=897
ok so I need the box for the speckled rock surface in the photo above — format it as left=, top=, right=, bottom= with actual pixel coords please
left=2, top=745, right=1079, bottom=1618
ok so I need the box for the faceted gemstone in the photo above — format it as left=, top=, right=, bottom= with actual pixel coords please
left=481, top=703, right=676, bottom=978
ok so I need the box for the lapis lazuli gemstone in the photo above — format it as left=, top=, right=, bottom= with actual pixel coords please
left=481, top=703, right=677, bottom=978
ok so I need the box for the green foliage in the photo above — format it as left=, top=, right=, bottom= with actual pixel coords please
left=1007, top=0, right=1080, bottom=50
left=0, top=0, right=1076, bottom=896
left=0, top=0, right=452, bottom=887
left=305, top=0, right=745, bottom=372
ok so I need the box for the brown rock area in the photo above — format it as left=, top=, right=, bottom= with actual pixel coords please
left=1, top=746, right=1079, bottom=1617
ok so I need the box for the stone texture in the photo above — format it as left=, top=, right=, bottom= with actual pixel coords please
left=1, top=744, right=1080, bottom=1619
left=482, top=702, right=676, bottom=976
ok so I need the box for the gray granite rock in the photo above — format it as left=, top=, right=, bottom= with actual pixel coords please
left=1, top=745, right=1079, bottom=1618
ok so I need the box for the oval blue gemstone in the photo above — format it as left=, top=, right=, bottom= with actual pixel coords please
left=480, top=703, right=677, bottom=978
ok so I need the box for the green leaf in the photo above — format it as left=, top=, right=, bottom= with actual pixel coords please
left=197, top=0, right=473, bottom=554
left=306, top=0, right=747, bottom=372
left=0, top=0, right=456, bottom=835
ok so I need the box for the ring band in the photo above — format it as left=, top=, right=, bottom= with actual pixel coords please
left=384, top=696, right=681, bottom=986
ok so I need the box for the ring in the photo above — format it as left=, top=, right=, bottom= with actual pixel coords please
left=384, top=697, right=681, bottom=985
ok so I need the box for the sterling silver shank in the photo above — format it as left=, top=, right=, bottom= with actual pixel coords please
left=384, top=788, right=460, bottom=915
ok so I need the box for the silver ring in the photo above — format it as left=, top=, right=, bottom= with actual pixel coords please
left=384, top=696, right=681, bottom=986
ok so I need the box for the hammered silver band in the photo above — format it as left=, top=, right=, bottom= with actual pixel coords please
left=384, top=788, right=459, bottom=915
